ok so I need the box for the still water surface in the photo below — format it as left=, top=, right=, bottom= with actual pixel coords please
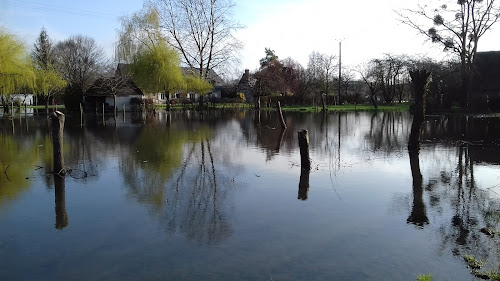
left=1, top=110, right=500, bottom=280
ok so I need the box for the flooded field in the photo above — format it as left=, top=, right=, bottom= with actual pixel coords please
left=1, top=110, right=500, bottom=280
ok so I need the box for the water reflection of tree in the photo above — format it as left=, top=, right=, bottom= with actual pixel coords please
left=365, top=111, right=409, bottom=154
left=121, top=122, right=241, bottom=244
left=407, top=149, right=429, bottom=227
left=406, top=144, right=500, bottom=269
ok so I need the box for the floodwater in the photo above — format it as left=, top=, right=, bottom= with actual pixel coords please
left=1, top=110, right=500, bottom=280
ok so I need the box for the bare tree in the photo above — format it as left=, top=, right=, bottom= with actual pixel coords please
left=306, top=51, right=337, bottom=102
left=53, top=35, right=107, bottom=93
left=149, top=0, right=243, bottom=79
left=397, top=0, right=500, bottom=107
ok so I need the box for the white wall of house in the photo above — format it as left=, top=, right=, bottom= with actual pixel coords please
left=11, top=94, right=34, bottom=105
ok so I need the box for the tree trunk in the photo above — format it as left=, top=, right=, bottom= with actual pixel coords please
left=408, top=70, right=431, bottom=151
left=297, top=129, right=311, bottom=170
left=46, top=98, right=50, bottom=115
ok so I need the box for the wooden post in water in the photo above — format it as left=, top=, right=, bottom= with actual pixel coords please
left=298, top=129, right=311, bottom=170
left=276, top=101, right=287, bottom=129
left=102, top=103, right=105, bottom=126
left=408, top=70, right=431, bottom=151
left=123, top=104, right=126, bottom=122
left=49, top=111, right=65, bottom=175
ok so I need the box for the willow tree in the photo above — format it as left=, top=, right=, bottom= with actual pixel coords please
left=130, top=43, right=185, bottom=103
left=397, top=0, right=500, bottom=108
left=34, top=68, right=67, bottom=115
left=0, top=28, right=35, bottom=113
left=117, top=7, right=214, bottom=108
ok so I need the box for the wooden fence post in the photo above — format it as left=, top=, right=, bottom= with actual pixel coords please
left=49, top=111, right=65, bottom=175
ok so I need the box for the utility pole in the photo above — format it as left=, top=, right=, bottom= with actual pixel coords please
left=337, top=38, right=344, bottom=106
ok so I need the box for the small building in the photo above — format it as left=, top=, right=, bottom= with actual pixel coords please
left=84, top=76, right=144, bottom=111
left=471, top=51, right=500, bottom=110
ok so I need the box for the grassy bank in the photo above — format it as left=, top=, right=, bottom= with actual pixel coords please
left=155, top=103, right=409, bottom=112
left=276, top=103, right=409, bottom=112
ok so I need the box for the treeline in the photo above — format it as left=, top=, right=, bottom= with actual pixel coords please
left=228, top=48, right=463, bottom=111
left=0, top=27, right=109, bottom=114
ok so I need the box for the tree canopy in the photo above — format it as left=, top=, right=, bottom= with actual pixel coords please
left=130, top=42, right=185, bottom=94
left=0, top=28, right=35, bottom=98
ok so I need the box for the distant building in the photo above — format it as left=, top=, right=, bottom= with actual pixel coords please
left=237, top=69, right=256, bottom=103
left=117, top=63, right=224, bottom=104
left=470, top=51, right=500, bottom=110
left=84, top=76, right=144, bottom=111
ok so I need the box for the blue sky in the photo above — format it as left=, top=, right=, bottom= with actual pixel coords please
left=1, top=0, right=500, bottom=78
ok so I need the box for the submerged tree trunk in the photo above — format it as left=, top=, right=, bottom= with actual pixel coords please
left=408, top=70, right=431, bottom=151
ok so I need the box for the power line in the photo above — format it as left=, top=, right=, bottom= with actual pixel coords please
left=3, top=0, right=118, bottom=20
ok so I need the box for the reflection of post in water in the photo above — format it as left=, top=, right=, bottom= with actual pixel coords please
left=275, top=128, right=285, bottom=152
left=54, top=175, right=68, bottom=229
left=298, top=166, right=310, bottom=200
left=407, top=150, right=428, bottom=226
left=297, top=130, right=311, bottom=200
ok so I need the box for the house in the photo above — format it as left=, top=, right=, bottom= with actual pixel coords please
left=84, top=76, right=144, bottom=111
left=237, top=69, right=256, bottom=103
left=155, top=67, right=225, bottom=104
left=470, top=51, right=500, bottom=110
left=117, top=63, right=224, bottom=104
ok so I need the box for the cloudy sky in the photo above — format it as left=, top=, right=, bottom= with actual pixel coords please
left=1, top=0, right=499, bottom=78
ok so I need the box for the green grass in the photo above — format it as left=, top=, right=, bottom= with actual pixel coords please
left=278, top=103, right=409, bottom=112
left=416, top=273, right=432, bottom=281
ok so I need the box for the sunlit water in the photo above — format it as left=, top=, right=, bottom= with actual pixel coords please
left=1, top=110, right=500, bottom=280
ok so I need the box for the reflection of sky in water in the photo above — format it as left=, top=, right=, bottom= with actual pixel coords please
left=0, top=111, right=499, bottom=280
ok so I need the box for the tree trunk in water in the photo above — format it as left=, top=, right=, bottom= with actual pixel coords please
left=298, top=129, right=311, bottom=170
left=49, top=111, right=65, bottom=175
left=276, top=101, right=286, bottom=129
left=408, top=70, right=431, bottom=152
